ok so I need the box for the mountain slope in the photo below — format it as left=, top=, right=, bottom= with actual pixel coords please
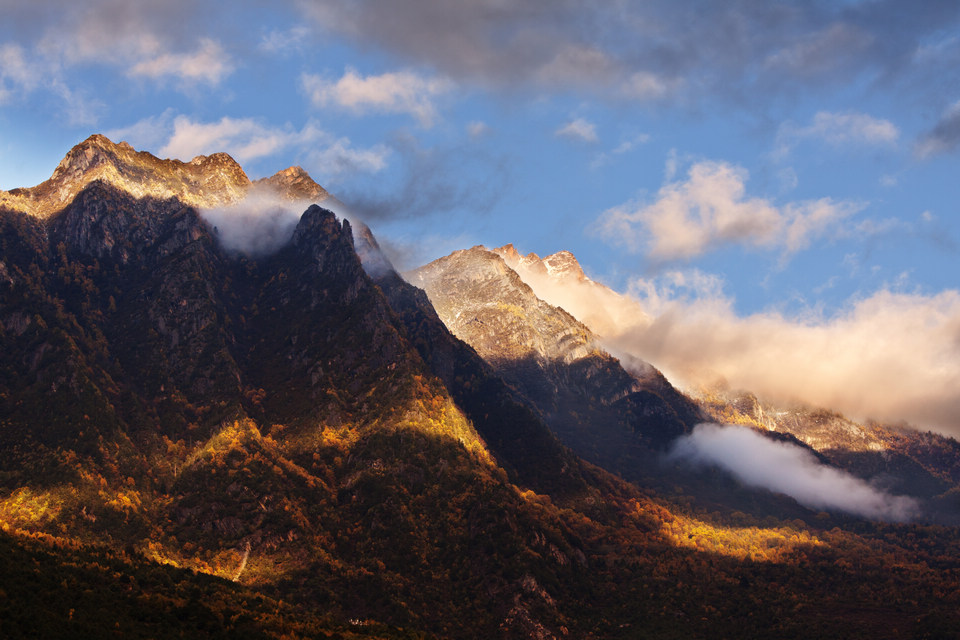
left=0, top=136, right=648, bottom=637
left=408, top=246, right=703, bottom=472
left=491, top=243, right=960, bottom=519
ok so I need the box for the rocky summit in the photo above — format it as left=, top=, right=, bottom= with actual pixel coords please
left=3, top=136, right=960, bottom=639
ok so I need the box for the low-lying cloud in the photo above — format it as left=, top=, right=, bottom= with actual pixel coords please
left=670, top=423, right=920, bottom=522
left=507, top=256, right=960, bottom=438
left=200, top=189, right=310, bottom=256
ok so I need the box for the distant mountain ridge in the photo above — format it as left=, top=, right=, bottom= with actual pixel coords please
left=0, top=134, right=330, bottom=219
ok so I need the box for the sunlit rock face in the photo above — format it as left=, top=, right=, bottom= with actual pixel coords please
left=409, top=246, right=704, bottom=462
left=492, top=243, right=652, bottom=341
left=410, top=246, right=603, bottom=368
left=0, top=134, right=332, bottom=219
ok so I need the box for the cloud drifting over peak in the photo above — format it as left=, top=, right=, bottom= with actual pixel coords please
left=598, top=160, right=863, bottom=261
left=508, top=257, right=960, bottom=437
left=200, top=189, right=308, bottom=257
left=670, top=423, right=920, bottom=522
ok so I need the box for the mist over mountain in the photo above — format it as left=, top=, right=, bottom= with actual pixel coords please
left=410, top=243, right=960, bottom=524
left=497, top=244, right=960, bottom=438
left=3, top=136, right=960, bottom=639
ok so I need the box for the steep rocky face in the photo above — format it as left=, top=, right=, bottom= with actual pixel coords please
left=355, top=228, right=597, bottom=499
left=408, top=246, right=704, bottom=469
left=0, top=138, right=643, bottom=638
left=254, top=165, right=332, bottom=203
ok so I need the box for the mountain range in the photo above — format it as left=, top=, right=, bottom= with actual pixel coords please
left=2, top=135, right=960, bottom=639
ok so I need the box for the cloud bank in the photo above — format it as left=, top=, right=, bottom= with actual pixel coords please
left=670, top=423, right=920, bottom=522
left=297, top=0, right=960, bottom=108
left=507, top=255, right=960, bottom=437
left=200, top=189, right=309, bottom=257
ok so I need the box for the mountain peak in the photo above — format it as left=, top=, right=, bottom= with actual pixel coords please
left=254, top=165, right=330, bottom=203
left=542, top=250, right=585, bottom=281
left=1, top=134, right=252, bottom=219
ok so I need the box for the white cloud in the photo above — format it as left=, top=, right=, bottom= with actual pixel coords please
left=201, top=190, right=305, bottom=257
left=307, top=138, right=390, bottom=181
left=159, top=116, right=323, bottom=163
left=591, top=133, right=651, bottom=168
left=612, top=280, right=960, bottom=436
left=259, top=25, right=311, bottom=56
left=598, top=159, right=862, bottom=260
left=671, top=424, right=920, bottom=522
left=555, top=118, right=599, bottom=143
left=105, top=109, right=178, bottom=152
left=111, top=114, right=389, bottom=185
left=128, top=38, right=232, bottom=85
left=777, top=111, right=899, bottom=157
left=620, top=71, right=675, bottom=100
left=301, top=68, right=453, bottom=128
left=0, top=43, right=41, bottom=97
left=467, top=121, right=491, bottom=138
left=0, top=42, right=101, bottom=124
left=506, top=253, right=960, bottom=437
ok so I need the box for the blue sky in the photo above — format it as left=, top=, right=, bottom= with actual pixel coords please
left=3, top=1, right=960, bottom=432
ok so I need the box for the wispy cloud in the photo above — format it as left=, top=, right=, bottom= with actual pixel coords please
left=598, top=159, right=863, bottom=261
left=301, top=68, right=453, bottom=128
left=915, top=100, right=960, bottom=158
left=258, top=25, right=311, bottom=56
left=159, top=116, right=324, bottom=163
left=467, top=121, right=491, bottom=138
left=110, top=113, right=389, bottom=184
left=555, top=118, right=599, bottom=143
left=128, top=38, right=233, bottom=86
left=775, top=111, right=900, bottom=157
left=671, top=424, right=920, bottom=522
left=777, top=111, right=900, bottom=157
left=591, top=133, right=651, bottom=168
left=337, top=134, right=507, bottom=222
